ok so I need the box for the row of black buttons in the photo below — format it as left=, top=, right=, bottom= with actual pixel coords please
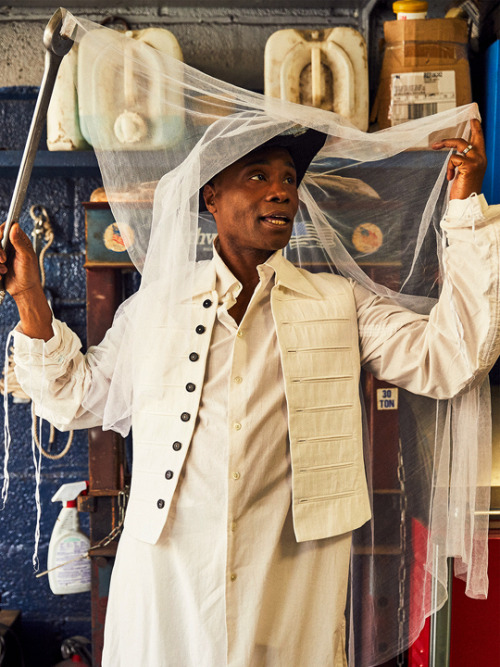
left=184, top=316, right=207, bottom=420
left=157, top=448, right=179, bottom=508
left=158, top=299, right=213, bottom=510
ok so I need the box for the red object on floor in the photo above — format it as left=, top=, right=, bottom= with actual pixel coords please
left=449, top=531, right=500, bottom=667
left=408, top=518, right=431, bottom=667
left=408, top=616, right=430, bottom=667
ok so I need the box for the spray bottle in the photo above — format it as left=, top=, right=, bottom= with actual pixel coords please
left=48, top=481, right=91, bottom=595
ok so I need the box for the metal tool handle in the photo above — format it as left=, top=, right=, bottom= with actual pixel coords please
left=0, top=8, right=74, bottom=304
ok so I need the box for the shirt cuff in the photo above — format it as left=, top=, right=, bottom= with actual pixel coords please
left=441, top=193, right=488, bottom=229
left=13, top=318, right=82, bottom=365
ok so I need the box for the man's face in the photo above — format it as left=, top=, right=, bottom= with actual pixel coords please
left=203, top=146, right=299, bottom=260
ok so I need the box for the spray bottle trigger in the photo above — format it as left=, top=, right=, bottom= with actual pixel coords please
left=51, top=481, right=88, bottom=504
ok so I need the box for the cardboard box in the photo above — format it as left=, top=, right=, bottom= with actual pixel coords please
left=372, top=18, right=472, bottom=129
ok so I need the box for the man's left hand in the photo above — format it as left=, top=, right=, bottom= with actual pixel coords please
left=431, top=118, right=487, bottom=200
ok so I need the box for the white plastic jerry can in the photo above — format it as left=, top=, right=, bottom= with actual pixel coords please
left=264, top=28, right=369, bottom=131
left=78, top=27, right=184, bottom=150
left=47, top=45, right=91, bottom=151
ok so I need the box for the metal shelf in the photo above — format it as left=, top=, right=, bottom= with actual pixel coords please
left=0, top=150, right=100, bottom=178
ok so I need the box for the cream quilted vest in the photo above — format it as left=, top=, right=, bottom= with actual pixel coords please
left=126, top=257, right=371, bottom=544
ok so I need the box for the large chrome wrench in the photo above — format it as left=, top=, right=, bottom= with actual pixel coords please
left=0, top=8, right=74, bottom=305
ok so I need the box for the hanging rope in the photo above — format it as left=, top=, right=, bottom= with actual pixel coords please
left=32, top=404, right=74, bottom=460
left=0, top=205, right=74, bottom=459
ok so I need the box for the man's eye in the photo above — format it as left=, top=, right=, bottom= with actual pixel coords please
left=284, top=176, right=296, bottom=185
left=250, top=173, right=265, bottom=181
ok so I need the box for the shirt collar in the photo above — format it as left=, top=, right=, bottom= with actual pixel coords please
left=191, top=241, right=322, bottom=300
left=213, top=243, right=242, bottom=301
left=265, top=250, right=322, bottom=299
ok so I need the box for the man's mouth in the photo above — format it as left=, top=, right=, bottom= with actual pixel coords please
left=260, top=214, right=291, bottom=226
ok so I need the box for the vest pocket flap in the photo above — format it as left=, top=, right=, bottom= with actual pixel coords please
left=294, top=461, right=361, bottom=500
left=294, top=435, right=356, bottom=469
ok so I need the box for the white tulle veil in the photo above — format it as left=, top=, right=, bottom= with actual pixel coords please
left=60, top=12, right=492, bottom=666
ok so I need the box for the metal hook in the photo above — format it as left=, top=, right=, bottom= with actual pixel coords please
left=29, top=205, right=51, bottom=258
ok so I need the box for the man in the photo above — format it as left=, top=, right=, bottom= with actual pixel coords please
left=1, top=118, right=498, bottom=666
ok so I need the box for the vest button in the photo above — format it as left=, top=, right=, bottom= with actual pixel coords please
left=165, top=470, right=174, bottom=480
left=185, top=382, right=196, bottom=392
left=189, top=352, right=199, bottom=362
left=181, top=412, right=191, bottom=422
left=195, top=324, right=206, bottom=334
left=172, top=441, right=182, bottom=451
left=157, top=499, right=165, bottom=509
left=203, top=299, right=212, bottom=308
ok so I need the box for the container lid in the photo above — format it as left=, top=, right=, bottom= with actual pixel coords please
left=393, top=0, right=428, bottom=12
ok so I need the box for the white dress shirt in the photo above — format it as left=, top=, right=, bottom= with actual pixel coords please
left=101, top=249, right=350, bottom=666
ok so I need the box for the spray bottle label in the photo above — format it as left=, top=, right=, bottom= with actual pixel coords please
left=53, top=537, right=90, bottom=587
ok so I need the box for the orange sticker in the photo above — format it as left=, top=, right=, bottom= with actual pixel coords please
left=103, top=223, right=134, bottom=253
left=352, top=223, right=383, bottom=254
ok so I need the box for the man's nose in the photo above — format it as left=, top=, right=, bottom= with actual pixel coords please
left=266, top=180, right=289, bottom=201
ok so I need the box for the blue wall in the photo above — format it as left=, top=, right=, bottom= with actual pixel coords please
left=0, top=87, right=100, bottom=666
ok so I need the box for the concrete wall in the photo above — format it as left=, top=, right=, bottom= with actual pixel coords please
left=0, top=4, right=377, bottom=92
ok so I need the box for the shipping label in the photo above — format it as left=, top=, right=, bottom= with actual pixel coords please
left=389, top=71, right=456, bottom=125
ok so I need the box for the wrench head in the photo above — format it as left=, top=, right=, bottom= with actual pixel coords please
left=43, top=7, right=74, bottom=58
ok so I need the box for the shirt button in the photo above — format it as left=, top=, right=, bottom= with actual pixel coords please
left=230, top=573, right=237, bottom=581
left=195, top=324, right=206, bottom=334
left=172, top=441, right=182, bottom=451
left=234, top=376, right=242, bottom=384
left=231, top=521, right=237, bottom=532
left=237, top=330, right=243, bottom=338
left=203, top=299, right=212, bottom=308
left=165, top=470, right=174, bottom=480
left=233, top=422, right=242, bottom=431
left=157, top=499, right=165, bottom=509
left=185, top=382, right=196, bottom=392
left=189, top=352, right=199, bottom=362
left=181, top=412, right=191, bottom=422
left=232, top=471, right=241, bottom=480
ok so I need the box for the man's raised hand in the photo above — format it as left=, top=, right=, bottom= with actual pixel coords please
left=432, top=118, right=487, bottom=200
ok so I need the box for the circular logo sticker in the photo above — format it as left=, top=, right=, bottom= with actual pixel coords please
left=103, top=223, right=134, bottom=253
left=352, top=223, right=383, bottom=254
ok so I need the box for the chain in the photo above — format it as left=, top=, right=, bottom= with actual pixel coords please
left=88, top=487, right=128, bottom=553
left=36, top=488, right=129, bottom=579
left=397, top=437, right=408, bottom=666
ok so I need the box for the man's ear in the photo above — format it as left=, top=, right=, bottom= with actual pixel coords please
left=202, top=183, right=217, bottom=214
